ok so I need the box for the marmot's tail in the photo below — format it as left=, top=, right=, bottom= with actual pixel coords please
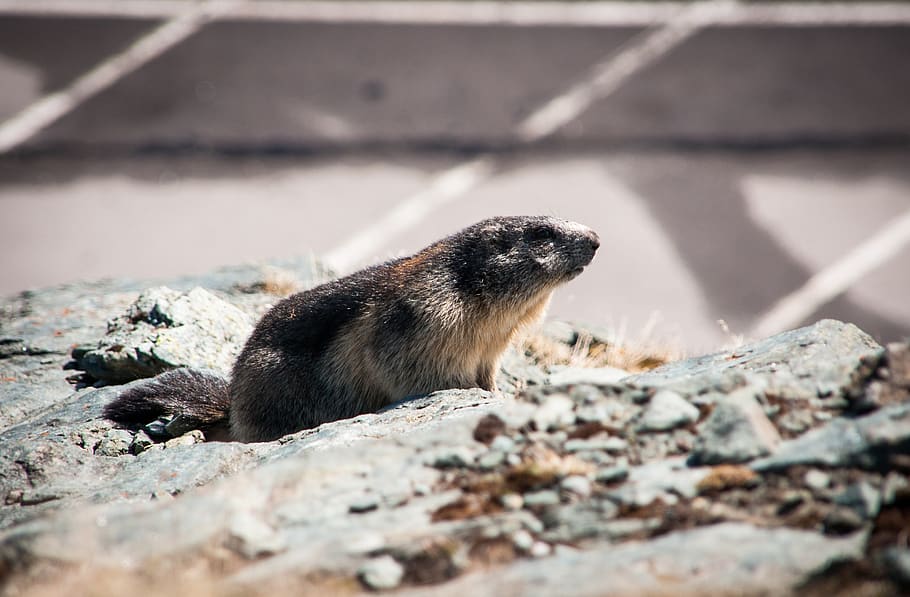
left=103, top=368, right=230, bottom=432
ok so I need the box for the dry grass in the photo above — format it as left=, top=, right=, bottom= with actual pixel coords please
left=518, top=320, right=684, bottom=374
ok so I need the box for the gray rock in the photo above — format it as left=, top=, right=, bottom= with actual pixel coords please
left=637, top=390, right=699, bottom=432
left=228, top=512, right=287, bottom=558
left=533, top=394, right=576, bottom=431
left=499, top=493, right=524, bottom=511
left=804, top=469, right=831, bottom=492
left=594, top=463, right=630, bottom=485
left=823, top=507, right=867, bottom=534
left=358, top=555, right=405, bottom=591
left=752, top=402, right=910, bottom=471
left=511, top=529, right=535, bottom=552
left=94, top=429, right=134, bottom=457
left=627, top=320, right=882, bottom=402
left=0, top=266, right=895, bottom=597
left=164, top=430, right=205, bottom=448
left=883, top=548, right=910, bottom=588
left=78, top=287, right=253, bottom=383
left=547, top=366, right=630, bottom=387
left=348, top=496, right=380, bottom=514
left=882, top=473, right=909, bottom=505
left=129, top=430, right=154, bottom=455
left=689, top=388, right=781, bottom=465
left=430, top=447, right=477, bottom=469
left=401, top=523, right=866, bottom=596
left=559, top=476, right=593, bottom=499
left=834, top=482, right=881, bottom=520
left=540, top=501, right=620, bottom=543
left=523, top=490, right=561, bottom=508
left=563, top=437, right=627, bottom=454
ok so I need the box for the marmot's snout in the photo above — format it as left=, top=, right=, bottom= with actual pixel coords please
left=564, top=223, right=600, bottom=276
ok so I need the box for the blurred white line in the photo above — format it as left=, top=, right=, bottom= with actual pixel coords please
left=516, top=0, right=721, bottom=141
left=750, top=208, right=910, bottom=338
left=324, top=1, right=719, bottom=272
left=0, top=1, right=240, bottom=154
left=2, top=1, right=910, bottom=25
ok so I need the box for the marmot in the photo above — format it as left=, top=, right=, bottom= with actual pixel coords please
left=104, top=216, right=599, bottom=442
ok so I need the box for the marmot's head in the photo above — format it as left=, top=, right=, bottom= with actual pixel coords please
left=444, top=215, right=599, bottom=307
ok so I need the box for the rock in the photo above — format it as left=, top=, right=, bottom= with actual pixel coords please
left=0, top=264, right=899, bottom=597
left=348, top=496, right=380, bottom=514
left=882, top=473, right=909, bottom=505
left=540, top=501, right=620, bottom=543
left=499, top=493, right=524, bottom=511
left=689, top=388, right=781, bottom=465
left=94, top=429, right=134, bottom=457
left=473, top=414, right=507, bottom=445
left=77, top=287, right=253, bottom=383
left=523, top=490, right=561, bottom=508
left=511, top=529, right=535, bottom=552
left=431, top=447, right=477, bottom=469
left=129, top=430, right=154, bottom=455
left=886, top=342, right=910, bottom=388
left=358, top=555, right=405, bottom=591
left=402, top=523, right=866, bottom=596
left=547, top=366, right=630, bottom=387
left=489, top=435, right=516, bottom=453
left=164, top=430, right=205, bottom=448
left=823, top=507, right=867, bottom=534
left=803, top=469, right=831, bottom=492
left=533, top=394, right=576, bottom=431
left=883, top=548, right=910, bottom=588
left=563, top=437, right=627, bottom=454
left=594, top=463, right=630, bottom=484
left=627, top=320, right=882, bottom=402
left=834, top=482, right=881, bottom=519
left=752, top=402, right=910, bottom=471
left=559, top=476, right=592, bottom=499
left=228, top=512, right=287, bottom=558
left=637, top=390, right=699, bottom=432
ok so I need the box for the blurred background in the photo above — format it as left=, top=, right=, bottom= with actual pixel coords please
left=0, top=0, right=908, bottom=353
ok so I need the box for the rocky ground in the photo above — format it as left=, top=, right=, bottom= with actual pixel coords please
left=0, top=261, right=909, bottom=596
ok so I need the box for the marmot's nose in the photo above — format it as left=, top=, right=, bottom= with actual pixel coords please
left=585, top=228, right=601, bottom=251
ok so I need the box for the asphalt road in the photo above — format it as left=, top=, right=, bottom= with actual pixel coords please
left=1, top=5, right=908, bottom=352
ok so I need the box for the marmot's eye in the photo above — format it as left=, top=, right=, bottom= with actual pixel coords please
left=528, top=226, right=556, bottom=242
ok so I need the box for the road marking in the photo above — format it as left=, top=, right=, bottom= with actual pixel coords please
left=750, top=207, right=910, bottom=338
left=3, top=1, right=910, bottom=26
left=324, top=2, right=721, bottom=271
left=0, top=1, right=241, bottom=154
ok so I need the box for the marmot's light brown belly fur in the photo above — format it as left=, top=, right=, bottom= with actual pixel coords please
left=104, top=216, right=600, bottom=442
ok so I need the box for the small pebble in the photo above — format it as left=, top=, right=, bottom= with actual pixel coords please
left=358, top=555, right=404, bottom=591
left=130, top=430, right=154, bottom=455
left=499, top=493, right=524, bottom=511
left=522, top=490, right=560, bottom=507
left=511, top=529, right=534, bottom=552
left=560, top=475, right=592, bottom=499
left=594, top=463, right=629, bottom=484
left=164, top=430, right=204, bottom=448
left=529, top=541, right=552, bottom=558
left=490, top=435, right=516, bottom=453
left=349, top=496, right=380, bottom=514
left=476, top=450, right=506, bottom=470
left=431, top=447, right=475, bottom=469
left=533, top=394, right=576, bottom=432
left=804, top=469, right=831, bottom=491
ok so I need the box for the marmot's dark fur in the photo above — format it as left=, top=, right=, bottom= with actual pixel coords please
left=104, top=216, right=599, bottom=442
